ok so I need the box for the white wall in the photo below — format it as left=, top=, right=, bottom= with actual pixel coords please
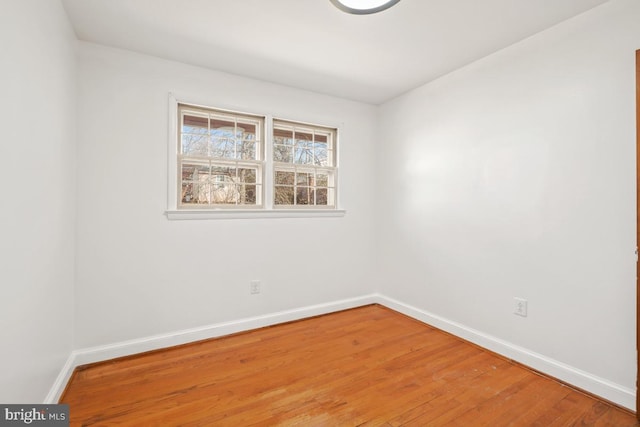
left=0, top=0, right=76, bottom=402
left=378, top=0, right=639, bottom=401
left=74, top=43, right=377, bottom=348
left=2, top=0, right=636, bottom=408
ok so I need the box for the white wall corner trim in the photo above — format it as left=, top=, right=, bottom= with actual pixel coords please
left=375, top=294, right=636, bottom=411
left=46, top=293, right=635, bottom=410
left=44, top=354, right=76, bottom=404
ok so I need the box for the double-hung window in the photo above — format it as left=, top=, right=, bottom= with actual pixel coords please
left=169, top=99, right=341, bottom=218
left=178, top=104, right=264, bottom=208
left=273, top=120, right=337, bottom=208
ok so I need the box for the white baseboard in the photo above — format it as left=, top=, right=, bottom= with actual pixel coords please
left=46, top=292, right=635, bottom=411
left=44, top=353, right=76, bottom=404
left=45, top=294, right=378, bottom=403
left=375, top=294, right=636, bottom=411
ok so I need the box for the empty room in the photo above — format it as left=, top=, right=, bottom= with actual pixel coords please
left=2, top=0, right=640, bottom=425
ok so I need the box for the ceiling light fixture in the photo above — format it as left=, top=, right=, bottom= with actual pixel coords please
left=330, top=0, right=401, bottom=15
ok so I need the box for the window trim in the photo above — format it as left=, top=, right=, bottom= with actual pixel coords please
left=166, top=93, right=345, bottom=220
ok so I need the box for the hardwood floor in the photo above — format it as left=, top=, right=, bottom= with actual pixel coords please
left=61, top=305, right=637, bottom=426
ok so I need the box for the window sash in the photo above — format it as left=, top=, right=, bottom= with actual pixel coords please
left=178, top=157, right=263, bottom=208
left=177, top=104, right=265, bottom=209
left=273, top=165, right=336, bottom=208
left=272, top=120, right=336, bottom=168
left=272, top=119, right=337, bottom=208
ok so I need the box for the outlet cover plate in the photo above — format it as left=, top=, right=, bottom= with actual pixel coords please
left=250, top=280, right=261, bottom=294
left=514, top=297, right=527, bottom=317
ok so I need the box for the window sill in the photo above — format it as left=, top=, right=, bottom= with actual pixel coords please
left=165, top=209, right=347, bottom=220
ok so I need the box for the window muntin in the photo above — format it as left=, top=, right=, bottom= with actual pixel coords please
left=273, top=120, right=337, bottom=208
left=178, top=104, right=264, bottom=208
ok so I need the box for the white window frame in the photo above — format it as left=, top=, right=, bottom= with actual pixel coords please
left=177, top=103, right=265, bottom=209
left=272, top=119, right=338, bottom=209
left=166, top=94, right=345, bottom=220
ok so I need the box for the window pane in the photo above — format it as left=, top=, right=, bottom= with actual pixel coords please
left=316, top=173, right=329, bottom=187
left=211, top=182, right=237, bottom=204
left=181, top=164, right=195, bottom=181
left=210, top=117, right=235, bottom=135
left=316, top=188, right=328, bottom=205
left=181, top=181, right=211, bottom=204
left=313, top=142, right=328, bottom=166
left=274, top=186, right=294, bottom=205
left=238, top=184, right=257, bottom=205
left=210, top=137, right=235, bottom=159
left=181, top=163, right=209, bottom=182
left=274, top=145, right=293, bottom=163
left=212, top=166, right=236, bottom=183
left=296, top=187, right=313, bottom=205
left=238, top=121, right=257, bottom=141
left=296, top=172, right=313, bottom=186
left=294, top=141, right=315, bottom=165
left=182, top=114, right=208, bottom=135
left=296, top=130, right=313, bottom=143
left=275, top=170, right=295, bottom=185
left=314, top=132, right=328, bottom=143
left=181, top=134, right=208, bottom=156
left=274, top=128, right=294, bottom=145
left=237, top=140, right=256, bottom=160
left=238, top=168, right=256, bottom=184
left=181, top=182, right=197, bottom=204
left=210, top=118, right=236, bottom=159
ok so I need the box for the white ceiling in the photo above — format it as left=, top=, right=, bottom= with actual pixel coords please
left=61, top=0, right=610, bottom=104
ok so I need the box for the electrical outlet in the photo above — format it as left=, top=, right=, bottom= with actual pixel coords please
left=250, top=280, right=261, bottom=295
left=514, top=297, right=527, bottom=317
